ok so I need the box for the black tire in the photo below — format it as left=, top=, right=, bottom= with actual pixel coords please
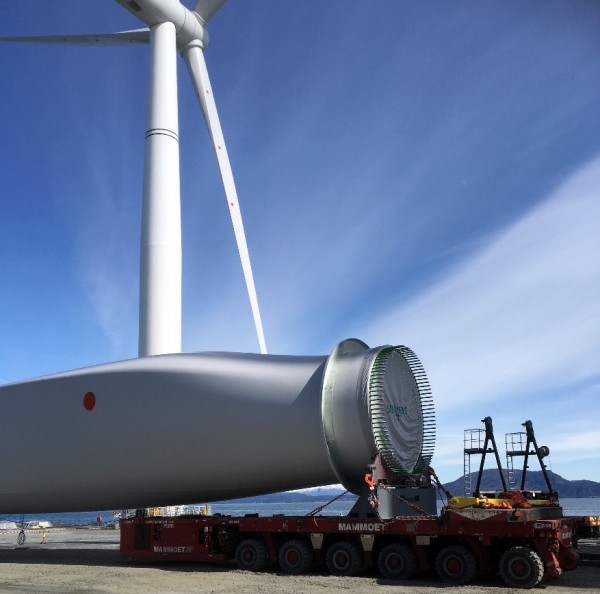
left=17, top=530, right=26, bottom=546
left=278, top=539, right=313, bottom=575
left=235, top=538, right=269, bottom=572
left=377, top=542, right=418, bottom=580
left=499, top=546, right=544, bottom=589
left=326, top=541, right=363, bottom=576
left=435, top=544, right=477, bottom=585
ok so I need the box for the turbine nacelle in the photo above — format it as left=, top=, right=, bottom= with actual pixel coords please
left=115, top=0, right=228, bottom=50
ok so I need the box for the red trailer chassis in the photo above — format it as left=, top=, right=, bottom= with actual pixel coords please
left=120, top=505, right=579, bottom=588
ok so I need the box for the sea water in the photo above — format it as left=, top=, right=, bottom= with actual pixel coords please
left=1, top=497, right=598, bottom=527
left=205, top=497, right=600, bottom=518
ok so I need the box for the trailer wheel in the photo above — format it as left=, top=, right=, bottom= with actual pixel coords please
left=235, top=538, right=269, bottom=572
left=278, top=539, right=313, bottom=575
left=377, top=542, right=417, bottom=580
left=435, top=544, right=477, bottom=585
left=499, top=546, right=544, bottom=589
left=326, top=541, right=363, bottom=576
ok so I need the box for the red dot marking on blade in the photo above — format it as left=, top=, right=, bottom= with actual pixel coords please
left=83, top=391, right=96, bottom=411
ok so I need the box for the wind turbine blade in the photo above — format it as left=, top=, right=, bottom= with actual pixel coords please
left=0, top=29, right=150, bottom=46
left=192, top=0, right=228, bottom=24
left=184, top=45, right=268, bottom=355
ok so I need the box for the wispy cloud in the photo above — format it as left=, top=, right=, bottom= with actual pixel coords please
left=362, top=156, right=600, bottom=409
left=66, top=70, right=141, bottom=361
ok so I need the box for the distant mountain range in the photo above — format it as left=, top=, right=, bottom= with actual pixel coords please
left=442, top=469, right=600, bottom=498
left=217, top=471, right=600, bottom=504
left=219, top=488, right=357, bottom=505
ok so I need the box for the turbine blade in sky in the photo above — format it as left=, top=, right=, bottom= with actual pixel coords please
left=0, top=29, right=150, bottom=46
left=193, top=0, right=228, bottom=24
left=184, top=45, right=268, bottom=355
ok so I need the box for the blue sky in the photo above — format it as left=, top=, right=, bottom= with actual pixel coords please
left=1, top=1, right=599, bottom=485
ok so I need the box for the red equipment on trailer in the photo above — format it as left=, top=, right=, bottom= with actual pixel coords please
left=120, top=489, right=579, bottom=588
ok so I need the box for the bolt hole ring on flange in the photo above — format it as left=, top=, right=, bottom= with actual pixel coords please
left=368, top=346, right=435, bottom=477
left=321, top=340, right=435, bottom=491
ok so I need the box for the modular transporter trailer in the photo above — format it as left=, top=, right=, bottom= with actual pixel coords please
left=120, top=504, right=579, bottom=588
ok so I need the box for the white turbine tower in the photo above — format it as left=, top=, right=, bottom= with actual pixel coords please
left=1, top=0, right=268, bottom=357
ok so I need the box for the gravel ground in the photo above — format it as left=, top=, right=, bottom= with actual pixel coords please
left=0, top=528, right=598, bottom=593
